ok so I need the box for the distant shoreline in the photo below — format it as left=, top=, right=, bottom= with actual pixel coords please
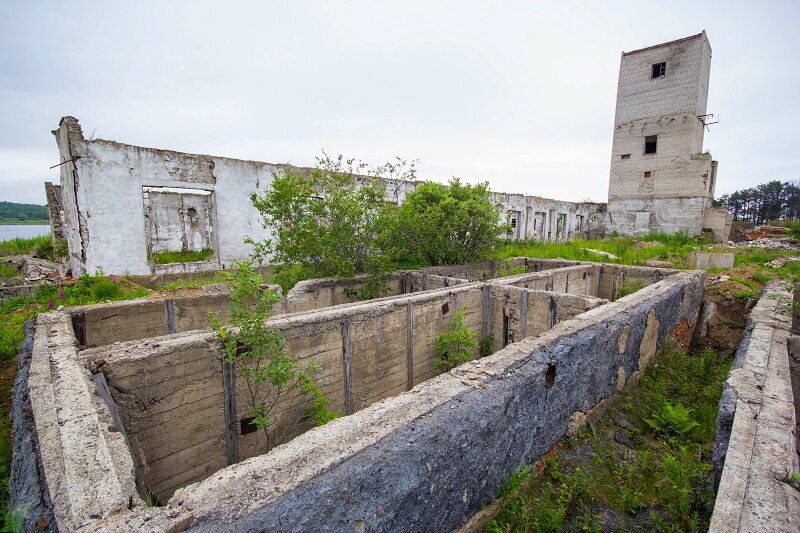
left=0, top=220, right=50, bottom=225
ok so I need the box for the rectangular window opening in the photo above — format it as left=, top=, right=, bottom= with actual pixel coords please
left=652, top=62, right=666, bottom=78
left=644, top=135, right=658, bottom=154
left=644, top=171, right=652, bottom=178
left=620, top=154, right=631, bottom=160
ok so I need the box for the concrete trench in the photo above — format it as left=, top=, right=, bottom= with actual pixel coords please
left=11, top=258, right=711, bottom=532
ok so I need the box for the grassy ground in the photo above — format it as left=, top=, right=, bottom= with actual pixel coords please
left=0, top=221, right=50, bottom=226
left=487, top=345, right=730, bottom=532
left=495, top=233, right=704, bottom=268
left=0, top=235, right=50, bottom=255
left=151, top=248, right=214, bottom=264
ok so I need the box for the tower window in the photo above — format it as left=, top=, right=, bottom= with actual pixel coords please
left=644, top=135, right=658, bottom=154
left=620, top=154, right=631, bottom=160
left=644, top=171, right=652, bottom=178
left=652, top=62, right=666, bottom=78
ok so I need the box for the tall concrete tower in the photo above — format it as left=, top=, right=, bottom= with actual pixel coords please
left=606, top=31, right=731, bottom=241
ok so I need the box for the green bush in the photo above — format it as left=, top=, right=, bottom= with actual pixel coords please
left=432, top=309, right=478, bottom=372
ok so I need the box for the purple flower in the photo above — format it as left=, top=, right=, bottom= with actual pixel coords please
left=109, top=275, right=119, bottom=282
left=59, top=292, right=66, bottom=299
left=47, top=301, right=54, bottom=308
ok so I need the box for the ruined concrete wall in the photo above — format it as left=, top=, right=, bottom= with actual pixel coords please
left=71, top=279, right=606, bottom=503
left=710, top=281, right=799, bottom=532
left=53, top=117, right=276, bottom=276
left=53, top=117, right=604, bottom=276
left=277, top=273, right=404, bottom=315
left=606, top=32, right=718, bottom=237
left=702, top=204, right=732, bottom=243
left=23, top=313, right=141, bottom=531
left=487, top=285, right=607, bottom=352
left=69, top=290, right=232, bottom=348
left=91, top=270, right=704, bottom=532
left=82, top=332, right=227, bottom=504
left=44, top=182, right=64, bottom=241
left=9, top=322, right=58, bottom=532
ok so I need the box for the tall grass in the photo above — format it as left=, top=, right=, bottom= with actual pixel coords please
left=0, top=235, right=51, bottom=254
left=151, top=248, right=214, bottom=264
left=496, top=234, right=700, bottom=267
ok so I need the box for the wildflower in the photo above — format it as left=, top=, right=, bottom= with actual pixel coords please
left=47, top=301, right=54, bottom=308
left=109, top=275, right=119, bottom=282
left=59, top=292, right=66, bottom=299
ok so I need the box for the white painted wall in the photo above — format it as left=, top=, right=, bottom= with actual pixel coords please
left=55, top=117, right=603, bottom=275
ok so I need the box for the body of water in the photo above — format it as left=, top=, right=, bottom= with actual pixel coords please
left=0, top=225, right=51, bottom=241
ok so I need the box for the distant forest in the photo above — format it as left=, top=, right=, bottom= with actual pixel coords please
left=717, top=180, right=800, bottom=225
left=0, top=201, right=48, bottom=222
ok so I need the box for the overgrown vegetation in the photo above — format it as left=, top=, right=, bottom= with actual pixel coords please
left=381, top=179, right=509, bottom=268
left=249, top=153, right=507, bottom=296
left=486, top=345, right=731, bottom=532
left=495, top=233, right=701, bottom=268
left=432, top=308, right=479, bottom=372
left=0, top=235, right=51, bottom=255
left=210, top=262, right=336, bottom=449
left=150, top=248, right=214, bottom=264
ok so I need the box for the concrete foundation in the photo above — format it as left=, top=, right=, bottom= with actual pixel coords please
left=9, top=258, right=704, bottom=532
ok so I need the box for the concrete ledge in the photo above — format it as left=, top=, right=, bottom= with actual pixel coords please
left=26, top=312, right=142, bottom=531
left=710, top=281, right=800, bottom=532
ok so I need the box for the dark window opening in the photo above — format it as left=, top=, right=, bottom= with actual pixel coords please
left=620, top=154, right=631, bottom=160
left=644, top=135, right=658, bottom=154
left=240, top=417, right=258, bottom=435
left=441, top=302, right=449, bottom=315
left=511, top=218, right=517, bottom=229
left=644, top=171, right=652, bottom=178
left=652, top=62, right=666, bottom=78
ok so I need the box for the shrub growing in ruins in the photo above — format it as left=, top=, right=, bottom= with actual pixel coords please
left=432, top=308, right=478, bottom=372
left=210, top=262, right=336, bottom=449
left=250, top=153, right=398, bottom=296
left=381, top=179, right=508, bottom=268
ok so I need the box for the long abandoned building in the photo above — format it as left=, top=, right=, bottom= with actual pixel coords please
left=48, top=117, right=604, bottom=277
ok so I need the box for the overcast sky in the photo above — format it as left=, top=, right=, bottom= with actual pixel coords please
left=1, top=1, right=798, bottom=205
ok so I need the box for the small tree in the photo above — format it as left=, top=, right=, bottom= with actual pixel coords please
left=210, top=262, right=336, bottom=450
left=250, top=153, right=397, bottom=297
left=381, top=179, right=508, bottom=268
left=432, top=309, right=478, bottom=372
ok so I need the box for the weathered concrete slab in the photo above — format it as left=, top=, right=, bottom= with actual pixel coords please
left=710, top=281, right=800, bottom=532
left=687, top=251, right=734, bottom=270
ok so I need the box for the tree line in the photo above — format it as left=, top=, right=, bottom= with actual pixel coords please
left=717, top=180, right=800, bottom=224
left=0, top=201, right=47, bottom=222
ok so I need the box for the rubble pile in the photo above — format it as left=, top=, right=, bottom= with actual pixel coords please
left=723, top=237, right=800, bottom=250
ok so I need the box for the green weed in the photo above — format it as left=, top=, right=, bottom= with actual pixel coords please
left=0, top=235, right=50, bottom=254
left=488, top=345, right=729, bottom=531
left=644, top=402, right=699, bottom=440
left=150, top=248, right=214, bottom=264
